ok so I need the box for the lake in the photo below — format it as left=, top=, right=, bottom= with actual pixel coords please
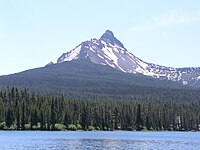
left=0, top=131, right=200, bottom=150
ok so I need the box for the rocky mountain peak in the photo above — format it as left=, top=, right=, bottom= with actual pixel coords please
left=55, top=30, right=200, bottom=87
left=100, top=30, right=125, bottom=48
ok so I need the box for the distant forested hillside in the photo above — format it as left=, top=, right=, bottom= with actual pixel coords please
left=0, top=59, right=192, bottom=100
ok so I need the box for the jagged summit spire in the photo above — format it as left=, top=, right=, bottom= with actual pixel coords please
left=100, top=30, right=125, bottom=48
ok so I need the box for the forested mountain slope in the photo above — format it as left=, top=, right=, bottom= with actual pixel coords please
left=0, top=59, right=193, bottom=101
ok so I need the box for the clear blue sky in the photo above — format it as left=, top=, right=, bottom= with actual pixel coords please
left=1, top=0, right=200, bottom=75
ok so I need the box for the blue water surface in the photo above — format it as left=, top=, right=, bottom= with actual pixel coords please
left=0, top=131, right=200, bottom=150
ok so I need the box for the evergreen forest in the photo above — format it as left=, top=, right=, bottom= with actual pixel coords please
left=0, top=87, right=200, bottom=131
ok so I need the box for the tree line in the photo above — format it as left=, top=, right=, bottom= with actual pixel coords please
left=0, top=87, right=200, bottom=131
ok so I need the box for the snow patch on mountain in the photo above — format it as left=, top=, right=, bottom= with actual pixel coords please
left=57, top=45, right=82, bottom=62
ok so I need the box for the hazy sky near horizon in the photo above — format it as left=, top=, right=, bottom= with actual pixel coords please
left=0, top=0, right=200, bottom=75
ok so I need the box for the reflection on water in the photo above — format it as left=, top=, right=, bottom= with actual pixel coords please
left=0, top=131, right=200, bottom=150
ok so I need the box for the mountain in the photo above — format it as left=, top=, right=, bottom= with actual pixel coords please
left=56, top=30, right=200, bottom=87
left=0, top=30, right=199, bottom=101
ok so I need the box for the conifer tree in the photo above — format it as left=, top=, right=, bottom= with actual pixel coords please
left=136, top=104, right=143, bottom=131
